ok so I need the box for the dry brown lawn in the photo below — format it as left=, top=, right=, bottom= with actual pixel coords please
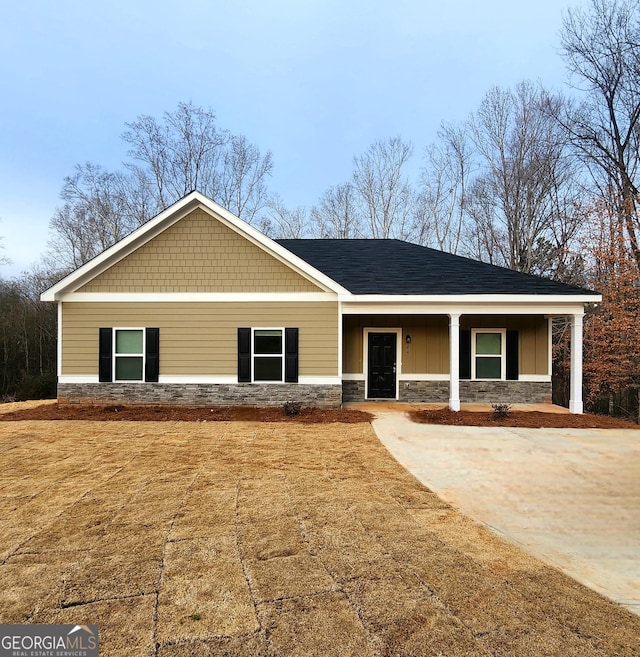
left=0, top=416, right=639, bottom=656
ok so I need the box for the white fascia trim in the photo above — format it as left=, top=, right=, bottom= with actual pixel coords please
left=62, top=373, right=547, bottom=385
left=57, top=302, right=62, bottom=378
left=341, top=297, right=600, bottom=316
left=398, top=373, right=449, bottom=381
left=59, top=375, right=100, bottom=384
left=548, top=317, right=553, bottom=380
left=162, top=375, right=343, bottom=386
left=159, top=375, right=237, bottom=384
left=337, top=300, right=343, bottom=378
left=341, top=294, right=601, bottom=304
left=298, top=376, right=342, bottom=385
left=41, top=191, right=349, bottom=301
left=59, top=292, right=338, bottom=303
left=519, top=374, right=552, bottom=382
left=58, top=375, right=342, bottom=385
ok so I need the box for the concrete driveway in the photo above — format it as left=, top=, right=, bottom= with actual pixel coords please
left=372, top=413, right=640, bottom=615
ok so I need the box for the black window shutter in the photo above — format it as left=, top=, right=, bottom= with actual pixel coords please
left=238, top=328, right=251, bottom=382
left=145, top=328, right=160, bottom=382
left=506, top=330, right=519, bottom=380
left=285, top=328, right=299, bottom=383
left=459, top=330, right=471, bottom=379
left=99, top=328, right=113, bottom=382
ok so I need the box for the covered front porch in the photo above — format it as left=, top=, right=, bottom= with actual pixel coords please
left=339, top=306, right=585, bottom=413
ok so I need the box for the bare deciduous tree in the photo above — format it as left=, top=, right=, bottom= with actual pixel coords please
left=47, top=103, right=275, bottom=270
left=123, top=102, right=272, bottom=222
left=259, top=195, right=308, bottom=239
left=310, top=183, right=361, bottom=238
left=559, top=0, right=640, bottom=266
left=352, top=137, right=414, bottom=239
left=415, top=124, right=472, bottom=253
left=465, top=82, right=579, bottom=275
left=122, top=102, right=226, bottom=208
left=46, top=163, right=143, bottom=270
left=217, top=135, right=274, bottom=224
left=0, top=221, right=10, bottom=267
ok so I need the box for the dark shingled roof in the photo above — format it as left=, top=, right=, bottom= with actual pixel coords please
left=275, top=239, right=595, bottom=296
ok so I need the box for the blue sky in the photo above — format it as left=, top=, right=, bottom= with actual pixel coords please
left=0, top=0, right=587, bottom=276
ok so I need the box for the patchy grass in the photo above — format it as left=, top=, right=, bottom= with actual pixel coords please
left=0, top=418, right=638, bottom=656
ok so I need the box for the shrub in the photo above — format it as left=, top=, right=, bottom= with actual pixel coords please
left=283, top=401, right=302, bottom=416
left=491, top=403, right=512, bottom=419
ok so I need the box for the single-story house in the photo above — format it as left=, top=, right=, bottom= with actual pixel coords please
left=41, top=191, right=600, bottom=412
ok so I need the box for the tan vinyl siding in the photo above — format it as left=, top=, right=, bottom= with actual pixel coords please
left=344, top=314, right=549, bottom=376
left=62, top=302, right=338, bottom=376
left=402, top=316, right=449, bottom=374
left=78, top=208, right=322, bottom=293
left=343, top=315, right=449, bottom=375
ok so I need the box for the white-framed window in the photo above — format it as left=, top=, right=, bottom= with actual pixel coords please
left=252, top=328, right=284, bottom=382
left=472, top=329, right=506, bottom=380
left=113, top=328, right=145, bottom=382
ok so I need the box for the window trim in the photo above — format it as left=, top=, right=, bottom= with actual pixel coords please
left=113, top=327, right=146, bottom=383
left=251, top=327, right=285, bottom=383
left=471, top=328, right=506, bottom=380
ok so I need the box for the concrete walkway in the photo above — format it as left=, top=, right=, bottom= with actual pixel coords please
left=372, top=412, right=640, bottom=615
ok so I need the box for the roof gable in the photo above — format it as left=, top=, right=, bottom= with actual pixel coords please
left=78, top=206, right=322, bottom=294
left=42, top=193, right=346, bottom=300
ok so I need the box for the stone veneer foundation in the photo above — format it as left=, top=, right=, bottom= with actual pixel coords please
left=58, top=379, right=551, bottom=408
left=342, top=380, right=365, bottom=403
left=58, top=383, right=343, bottom=409
left=342, top=379, right=551, bottom=404
left=458, top=381, right=551, bottom=404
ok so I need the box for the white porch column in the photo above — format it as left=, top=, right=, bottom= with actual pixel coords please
left=569, top=313, right=584, bottom=414
left=449, top=313, right=461, bottom=412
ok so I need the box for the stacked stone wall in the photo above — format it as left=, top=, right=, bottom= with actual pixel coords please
left=459, top=381, right=551, bottom=404
left=342, top=381, right=365, bottom=402
left=58, top=380, right=551, bottom=408
left=340, top=379, right=551, bottom=404
left=58, top=383, right=342, bottom=409
left=398, top=381, right=450, bottom=403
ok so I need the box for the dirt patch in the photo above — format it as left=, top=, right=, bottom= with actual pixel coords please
left=2, top=401, right=636, bottom=429
left=0, top=402, right=372, bottom=424
left=408, top=407, right=639, bottom=429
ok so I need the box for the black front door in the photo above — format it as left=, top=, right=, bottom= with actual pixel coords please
left=367, top=333, right=397, bottom=398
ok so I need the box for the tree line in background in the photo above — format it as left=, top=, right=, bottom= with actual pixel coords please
left=2, top=0, right=640, bottom=419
